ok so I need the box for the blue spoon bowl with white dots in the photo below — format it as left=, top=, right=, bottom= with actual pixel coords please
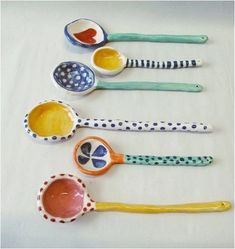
left=51, top=61, right=204, bottom=96
left=24, top=100, right=212, bottom=143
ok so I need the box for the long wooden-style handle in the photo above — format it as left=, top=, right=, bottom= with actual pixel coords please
left=96, top=201, right=231, bottom=214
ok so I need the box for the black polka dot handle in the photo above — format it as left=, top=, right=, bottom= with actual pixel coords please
left=125, top=155, right=213, bottom=166
left=78, top=118, right=212, bottom=133
left=126, top=59, right=202, bottom=69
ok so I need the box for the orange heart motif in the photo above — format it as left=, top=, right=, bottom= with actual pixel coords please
left=73, top=28, right=97, bottom=44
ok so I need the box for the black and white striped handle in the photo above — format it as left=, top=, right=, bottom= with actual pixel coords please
left=126, top=59, right=202, bottom=69
left=77, top=118, right=212, bottom=133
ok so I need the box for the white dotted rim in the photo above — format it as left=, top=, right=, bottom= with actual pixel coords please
left=37, top=174, right=96, bottom=223
left=24, top=100, right=79, bottom=142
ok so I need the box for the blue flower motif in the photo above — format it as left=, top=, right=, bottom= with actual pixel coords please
left=78, top=142, right=107, bottom=168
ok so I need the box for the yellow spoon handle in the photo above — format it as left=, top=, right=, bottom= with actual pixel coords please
left=96, top=201, right=231, bottom=214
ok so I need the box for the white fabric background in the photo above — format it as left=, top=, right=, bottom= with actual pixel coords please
left=1, top=1, right=234, bottom=248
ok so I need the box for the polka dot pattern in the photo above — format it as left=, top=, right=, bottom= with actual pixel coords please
left=24, top=100, right=78, bottom=143
left=24, top=100, right=212, bottom=144
left=124, top=155, right=213, bottom=166
left=37, top=174, right=96, bottom=223
left=52, top=62, right=95, bottom=93
left=78, top=119, right=212, bottom=133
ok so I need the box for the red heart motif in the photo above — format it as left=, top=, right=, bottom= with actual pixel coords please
left=73, top=28, right=97, bottom=44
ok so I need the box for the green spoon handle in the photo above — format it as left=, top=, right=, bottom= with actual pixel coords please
left=96, top=81, right=202, bottom=92
left=124, top=155, right=213, bottom=166
left=107, top=33, right=208, bottom=44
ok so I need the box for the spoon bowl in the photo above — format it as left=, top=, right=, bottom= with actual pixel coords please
left=64, top=18, right=107, bottom=48
left=38, top=174, right=231, bottom=223
left=73, top=136, right=123, bottom=176
left=91, top=47, right=126, bottom=76
left=24, top=100, right=78, bottom=142
left=37, top=174, right=95, bottom=223
left=52, top=61, right=97, bottom=95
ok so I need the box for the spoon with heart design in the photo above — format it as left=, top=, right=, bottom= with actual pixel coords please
left=91, top=46, right=202, bottom=76
left=64, top=18, right=208, bottom=48
left=24, top=100, right=212, bottom=143
left=52, top=61, right=203, bottom=96
left=37, top=174, right=231, bottom=223
left=73, top=136, right=213, bottom=176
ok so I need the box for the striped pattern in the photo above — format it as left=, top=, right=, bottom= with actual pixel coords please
left=126, top=59, right=200, bottom=69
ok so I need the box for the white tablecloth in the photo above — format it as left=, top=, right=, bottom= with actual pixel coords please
left=2, top=1, right=234, bottom=248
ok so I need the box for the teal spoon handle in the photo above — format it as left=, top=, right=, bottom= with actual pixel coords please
left=107, top=33, right=208, bottom=44
left=96, top=81, right=202, bottom=92
left=124, top=155, right=213, bottom=166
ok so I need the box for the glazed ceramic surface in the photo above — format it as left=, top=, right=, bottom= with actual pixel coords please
left=64, top=18, right=208, bottom=48
left=37, top=174, right=231, bottom=223
left=37, top=174, right=95, bottom=223
left=52, top=61, right=203, bottom=96
left=24, top=100, right=213, bottom=143
left=73, top=136, right=213, bottom=176
left=91, top=47, right=202, bottom=76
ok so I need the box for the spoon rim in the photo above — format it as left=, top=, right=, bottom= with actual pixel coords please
left=24, top=100, right=78, bottom=142
left=37, top=174, right=96, bottom=223
left=64, top=18, right=108, bottom=48
left=73, top=136, right=118, bottom=176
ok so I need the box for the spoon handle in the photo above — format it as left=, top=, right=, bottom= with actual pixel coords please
left=96, top=81, right=203, bottom=92
left=107, top=33, right=208, bottom=44
left=126, top=59, right=202, bottom=69
left=79, top=119, right=212, bottom=133
left=124, top=155, right=213, bottom=166
left=96, top=201, right=231, bottom=213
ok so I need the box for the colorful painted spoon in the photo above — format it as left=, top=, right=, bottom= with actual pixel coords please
left=24, top=100, right=212, bottom=143
left=73, top=136, right=213, bottom=176
left=37, top=174, right=231, bottom=223
left=64, top=18, right=208, bottom=48
left=91, top=46, right=202, bottom=76
left=52, top=61, right=203, bottom=96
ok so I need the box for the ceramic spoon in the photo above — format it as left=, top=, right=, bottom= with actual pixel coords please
left=91, top=46, right=202, bottom=76
left=37, top=174, right=231, bottom=223
left=52, top=61, right=203, bottom=95
left=64, top=18, right=208, bottom=48
left=73, top=136, right=213, bottom=176
left=24, top=100, right=212, bottom=143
